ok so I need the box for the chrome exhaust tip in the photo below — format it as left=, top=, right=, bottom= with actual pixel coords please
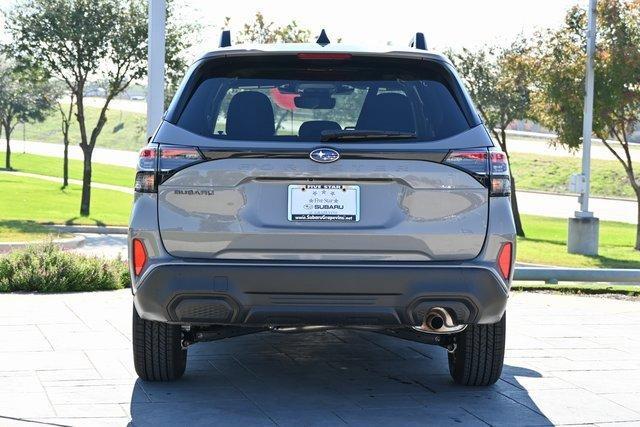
left=414, top=307, right=466, bottom=334
left=426, top=312, right=445, bottom=330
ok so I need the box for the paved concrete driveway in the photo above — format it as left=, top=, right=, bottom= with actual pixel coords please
left=0, top=291, right=639, bottom=426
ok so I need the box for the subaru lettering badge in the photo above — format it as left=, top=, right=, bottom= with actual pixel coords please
left=309, top=148, right=340, bottom=163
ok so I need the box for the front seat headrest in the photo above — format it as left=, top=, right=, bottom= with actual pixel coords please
left=298, top=120, right=341, bottom=139
left=356, top=93, right=415, bottom=133
left=226, top=91, right=275, bottom=139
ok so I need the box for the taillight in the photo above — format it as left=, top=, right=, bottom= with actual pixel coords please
left=132, top=238, right=147, bottom=276
left=134, top=144, right=204, bottom=193
left=443, top=150, right=489, bottom=175
left=135, top=146, right=157, bottom=193
left=158, top=145, right=204, bottom=185
left=443, top=149, right=511, bottom=197
left=489, top=151, right=511, bottom=197
left=497, top=242, right=513, bottom=280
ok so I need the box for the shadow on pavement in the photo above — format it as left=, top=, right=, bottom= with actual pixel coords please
left=128, top=329, right=551, bottom=426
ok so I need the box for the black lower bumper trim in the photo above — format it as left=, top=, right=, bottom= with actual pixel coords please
left=133, top=262, right=508, bottom=326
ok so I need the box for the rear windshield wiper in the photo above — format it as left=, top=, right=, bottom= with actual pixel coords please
left=320, top=130, right=417, bottom=142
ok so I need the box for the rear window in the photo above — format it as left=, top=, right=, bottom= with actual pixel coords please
left=172, top=55, right=473, bottom=142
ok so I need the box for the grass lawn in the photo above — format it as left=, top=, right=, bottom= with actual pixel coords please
left=0, top=174, right=132, bottom=226
left=518, top=214, right=640, bottom=268
left=510, top=152, right=639, bottom=200
left=21, top=105, right=147, bottom=151
left=2, top=151, right=135, bottom=188
left=0, top=220, right=70, bottom=242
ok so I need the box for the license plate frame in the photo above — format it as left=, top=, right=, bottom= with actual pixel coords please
left=287, top=184, right=360, bottom=222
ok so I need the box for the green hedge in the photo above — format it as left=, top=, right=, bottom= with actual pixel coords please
left=0, top=242, right=131, bottom=292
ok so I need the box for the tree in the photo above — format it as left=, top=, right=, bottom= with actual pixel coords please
left=58, top=89, right=74, bottom=188
left=0, top=59, right=58, bottom=170
left=6, top=0, right=188, bottom=217
left=164, top=1, right=200, bottom=107
left=449, top=40, right=532, bottom=237
left=224, top=12, right=312, bottom=44
left=532, top=0, right=640, bottom=250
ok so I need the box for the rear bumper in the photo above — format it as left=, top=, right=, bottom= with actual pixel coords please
left=133, top=261, right=509, bottom=327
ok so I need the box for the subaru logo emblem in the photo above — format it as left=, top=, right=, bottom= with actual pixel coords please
left=310, top=148, right=340, bottom=163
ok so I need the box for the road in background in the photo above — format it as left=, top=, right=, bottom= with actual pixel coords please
left=506, top=133, right=640, bottom=162
left=83, top=97, right=147, bottom=114
left=517, top=191, right=635, bottom=224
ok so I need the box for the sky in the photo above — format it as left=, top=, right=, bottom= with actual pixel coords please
left=1, top=0, right=582, bottom=58
left=182, top=0, right=580, bottom=54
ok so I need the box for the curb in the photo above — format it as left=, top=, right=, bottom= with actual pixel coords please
left=0, top=235, right=86, bottom=254
left=46, top=225, right=128, bottom=235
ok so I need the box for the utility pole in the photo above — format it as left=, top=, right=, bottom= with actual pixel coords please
left=568, top=0, right=599, bottom=255
left=147, top=0, right=166, bottom=138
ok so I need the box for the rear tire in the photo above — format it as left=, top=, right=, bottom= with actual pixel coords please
left=448, top=313, right=506, bottom=386
left=132, top=305, right=187, bottom=381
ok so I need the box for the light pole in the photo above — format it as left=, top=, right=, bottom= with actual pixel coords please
left=147, top=0, right=166, bottom=138
left=568, top=0, right=599, bottom=255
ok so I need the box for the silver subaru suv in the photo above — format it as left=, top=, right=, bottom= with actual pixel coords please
left=129, top=31, right=516, bottom=386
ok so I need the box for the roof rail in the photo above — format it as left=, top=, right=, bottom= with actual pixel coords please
left=219, top=30, right=231, bottom=48
left=409, top=32, right=427, bottom=50
left=316, top=29, right=330, bottom=46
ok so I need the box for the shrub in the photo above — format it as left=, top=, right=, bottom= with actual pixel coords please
left=0, top=242, right=131, bottom=293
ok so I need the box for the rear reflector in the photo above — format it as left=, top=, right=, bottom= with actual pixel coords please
left=497, top=242, right=513, bottom=280
left=297, top=53, right=352, bottom=60
left=132, top=238, right=147, bottom=276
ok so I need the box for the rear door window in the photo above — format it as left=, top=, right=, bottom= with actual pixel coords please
left=174, top=55, right=474, bottom=142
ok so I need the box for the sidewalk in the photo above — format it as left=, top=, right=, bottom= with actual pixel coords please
left=1, top=140, right=138, bottom=168
left=0, top=290, right=639, bottom=425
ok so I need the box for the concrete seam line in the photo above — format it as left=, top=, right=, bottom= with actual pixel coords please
left=46, top=225, right=128, bottom=235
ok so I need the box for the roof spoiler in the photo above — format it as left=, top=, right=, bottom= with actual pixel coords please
left=409, top=32, right=427, bottom=50
left=219, top=30, right=231, bottom=48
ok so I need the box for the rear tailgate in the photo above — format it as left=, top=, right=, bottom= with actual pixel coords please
left=157, top=138, right=489, bottom=262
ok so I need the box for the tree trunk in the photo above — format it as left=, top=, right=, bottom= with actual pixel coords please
left=635, top=189, right=640, bottom=251
left=80, top=145, right=93, bottom=217
left=275, top=110, right=289, bottom=132
left=60, top=98, right=74, bottom=189
left=75, top=87, right=93, bottom=217
left=499, top=131, right=524, bottom=237
left=63, top=141, right=69, bottom=188
left=3, top=124, right=11, bottom=170
left=510, top=176, right=525, bottom=237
